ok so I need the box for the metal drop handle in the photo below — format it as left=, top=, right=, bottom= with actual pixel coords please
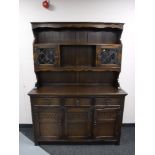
left=76, top=99, right=80, bottom=105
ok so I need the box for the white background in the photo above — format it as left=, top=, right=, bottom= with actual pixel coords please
left=19, top=0, right=135, bottom=124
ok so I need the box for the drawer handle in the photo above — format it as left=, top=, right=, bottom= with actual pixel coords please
left=44, top=99, right=51, bottom=104
left=76, top=99, right=80, bottom=105
left=104, top=98, right=111, bottom=104
left=94, top=122, right=97, bottom=126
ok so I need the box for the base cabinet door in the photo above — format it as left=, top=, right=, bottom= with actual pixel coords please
left=32, top=104, right=123, bottom=143
left=93, top=106, right=121, bottom=140
left=33, top=106, right=63, bottom=141
left=65, top=107, right=92, bottom=139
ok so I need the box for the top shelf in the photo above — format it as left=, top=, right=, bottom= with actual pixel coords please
left=31, top=22, right=124, bottom=44
left=31, top=22, right=124, bottom=30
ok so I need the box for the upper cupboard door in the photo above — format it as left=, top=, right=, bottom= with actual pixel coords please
left=96, top=45, right=122, bottom=68
left=33, top=45, right=60, bottom=70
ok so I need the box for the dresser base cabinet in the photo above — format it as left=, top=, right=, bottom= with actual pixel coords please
left=29, top=87, right=126, bottom=145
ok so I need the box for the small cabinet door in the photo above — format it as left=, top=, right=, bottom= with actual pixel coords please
left=93, top=106, right=121, bottom=140
left=96, top=45, right=122, bottom=67
left=65, top=107, right=92, bottom=139
left=34, top=45, right=60, bottom=69
left=33, top=106, right=63, bottom=141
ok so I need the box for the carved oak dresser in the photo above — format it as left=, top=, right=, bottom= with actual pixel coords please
left=28, top=22, right=127, bottom=145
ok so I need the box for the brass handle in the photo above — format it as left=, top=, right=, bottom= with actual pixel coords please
left=94, top=122, right=97, bottom=126
left=76, top=99, right=80, bottom=105
left=44, top=98, right=51, bottom=105
left=104, top=98, right=111, bottom=104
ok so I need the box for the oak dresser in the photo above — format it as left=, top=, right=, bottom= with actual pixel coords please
left=28, top=22, right=127, bottom=145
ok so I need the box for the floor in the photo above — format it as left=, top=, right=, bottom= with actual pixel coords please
left=19, top=132, right=49, bottom=155
left=19, top=126, right=135, bottom=155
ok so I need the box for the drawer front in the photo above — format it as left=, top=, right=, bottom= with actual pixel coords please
left=64, top=98, right=92, bottom=106
left=31, top=97, right=60, bottom=105
left=31, top=97, right=122, bottom=106
left=95, top=97, right=121, bottom=106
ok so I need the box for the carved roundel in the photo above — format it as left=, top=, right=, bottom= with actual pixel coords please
left=34, top=48, right=55, bottom=65
left=99, top=48, right=118, bottom=64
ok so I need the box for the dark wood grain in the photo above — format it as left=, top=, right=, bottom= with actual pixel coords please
left=29, top=22, right=127, bottom=145
left=28, top=86, right=127, bottom=97
left=31, top=22, right=124, bottom=30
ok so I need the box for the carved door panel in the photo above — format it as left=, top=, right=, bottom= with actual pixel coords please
left=96, top=45, right=122, bottom=67
left=34, top=106, right=63, bottom=141
left=33, top=45, right=60, bottom=68
left=65, top=107, right=92, bottom=139
left=93, top=106, right=121, bottom=140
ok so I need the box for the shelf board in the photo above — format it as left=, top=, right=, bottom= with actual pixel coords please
left=28, top=85, right=127, bottom=97
left=35, top=66, right=120, bottom=72
left=34, top=43, right=122, bottom=47
left=31, top=22, right=124, bottom=30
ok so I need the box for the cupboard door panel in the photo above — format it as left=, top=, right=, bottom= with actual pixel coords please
left=94, top=107, right=121, bottom=139
left=34, top=106, right=63, bottom=140
left=65, top=107, right=92, bottom=139
left=39, top=123, right=61, bottom=139
left=96, top=45, right=121, bottom=67
left=67, top=123, right=89, bottom=138
left=94, top=121, right=116, bottom=138
left=34, top=45, right=60, bottom=68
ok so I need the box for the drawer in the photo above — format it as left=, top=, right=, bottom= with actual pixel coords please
left=64, top=98, right=92, bottom=106
left=31, top=97, right=60, bottom=105
left=95, top=97, right=121, bottom=106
